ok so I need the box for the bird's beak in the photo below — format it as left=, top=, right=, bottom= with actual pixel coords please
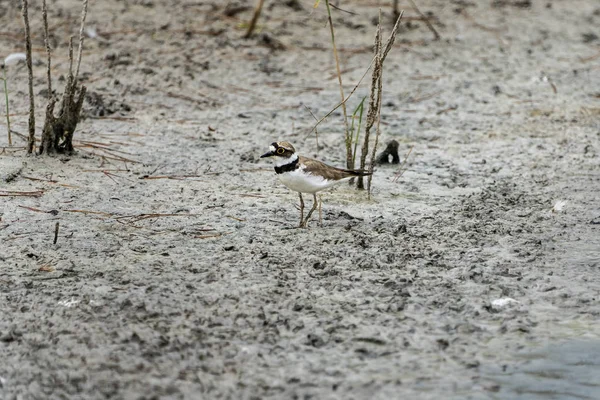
left=260, top=150, right=275, bottom=158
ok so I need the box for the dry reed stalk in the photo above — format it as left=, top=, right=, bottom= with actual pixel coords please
left=324, top=0, right=352, bottom=169
left=42, top=0, right=52, bottom=101
left=75, top=0, right=89, bottom=77
left=21, top=0, right=36, bottom=154
left=357, top=18, right=382, bottom=190
left=358, top=11, right=404, bottom=191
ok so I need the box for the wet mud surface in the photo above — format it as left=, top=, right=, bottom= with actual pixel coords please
left=1, top=1, right=599, bottom=399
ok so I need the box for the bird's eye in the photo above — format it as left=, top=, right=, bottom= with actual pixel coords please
left=276, top=148, right=285, bottom=155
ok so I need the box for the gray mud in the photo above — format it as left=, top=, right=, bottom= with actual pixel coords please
left=1, top=1, right=599, bottom=399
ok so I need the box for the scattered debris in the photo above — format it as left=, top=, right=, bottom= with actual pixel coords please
left=491, top=298, right=519, bottom=309
left=57, top=298, right=80, bottom=308
left=552, top=200, right=567, bottom=213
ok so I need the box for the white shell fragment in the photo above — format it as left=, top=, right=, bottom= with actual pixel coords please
left=552, top=200, right=567, bottom=213
left=3, top=53, right=26, bottom=66
left=491, top=298, right=519, bottom=309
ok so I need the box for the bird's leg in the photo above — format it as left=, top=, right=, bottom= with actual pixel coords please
left=303, top=193, right=318, bottom=227
left=298, top=192, right=305, bottom=228
left=318, top=195, right=323, bottom=227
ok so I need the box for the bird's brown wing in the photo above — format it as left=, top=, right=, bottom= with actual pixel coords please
left=299, top=156, right=372, bottom=181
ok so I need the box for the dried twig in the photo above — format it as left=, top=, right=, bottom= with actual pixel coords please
left=195, top=232, right=231, bottom=239
left=63, top=209, right=113, bottom=216
left=115, top=213, right=198, bottom=223
left=244, top=0, right=265, bottom=39
left=303, top=104, right=320, bottom=151
left=238, top=193, right=267, bottom=198
left=407, top=0, right=440, bottom=40
left=0, top=190, right=44, bottom=197
left=579, top=50, right=600, bottom=63
left=21, top=0, right=36, bottom=154
left=393, top=146, right=414, bottom=182
left=140, top=174, right=205, bottom=181
left=53, top=222, right=59, bottom=244
left=18, top=205, right=51, bottom=213
left=329, top=3, right=357, bottom=15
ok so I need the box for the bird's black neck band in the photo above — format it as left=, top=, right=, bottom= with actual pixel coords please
left=274, top=157, right=299, bottom=174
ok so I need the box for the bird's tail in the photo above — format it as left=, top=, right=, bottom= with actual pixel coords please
left=343, top=168, right=372, bottom=177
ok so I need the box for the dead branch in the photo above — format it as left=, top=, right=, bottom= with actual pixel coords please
left=39, top=1, right=88, bottom=155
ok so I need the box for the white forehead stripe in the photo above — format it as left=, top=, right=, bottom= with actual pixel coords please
left=269, top=145, right=276, bottom=152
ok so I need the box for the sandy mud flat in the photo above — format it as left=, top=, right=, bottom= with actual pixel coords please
left=1, top=1, right=599, bottom=399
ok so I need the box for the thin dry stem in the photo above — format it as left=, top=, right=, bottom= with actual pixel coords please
left=53, top=222, right=59, bottom=244
left=68, top=36, right=74, bottom=75
left=382, top=10, right=404, bottom=62
left=357, top=21, right=382, bottom=190
left=324, top=0, right=352, bottom=169
left=393, top=0, right=400, bottom=20
left=22, top=0, right=36, bottom=154
left=407, top=0, right=440, bottom=40
left=306, top=54, right=377, bottom=137
left=393, top=145, right=414, bottom=183
left=244, top=0, right=265, bottom=39
left=75, top=0, right=89, bottom=78
left=42, top=0, right=52, bottom=99
left=367, top=51, right=384, bottom=198
left=2, top=67, right=12, bottom=146
left=303, top=104, right=320, bottom=151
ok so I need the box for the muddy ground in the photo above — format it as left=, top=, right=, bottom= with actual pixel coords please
left=1, top=0, right=600, bottom=399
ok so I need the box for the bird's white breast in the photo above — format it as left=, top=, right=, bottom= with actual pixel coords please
left=278, top=166, right=348, bottom=194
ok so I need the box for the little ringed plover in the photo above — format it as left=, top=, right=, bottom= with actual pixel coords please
left=261, top=141, right=371, bottom=228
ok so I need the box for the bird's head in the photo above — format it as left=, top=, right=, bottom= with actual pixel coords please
left=260, top=142, right=296, bottom=159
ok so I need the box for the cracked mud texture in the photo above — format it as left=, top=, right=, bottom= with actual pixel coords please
left=1, top=0, right=599, bottom=399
